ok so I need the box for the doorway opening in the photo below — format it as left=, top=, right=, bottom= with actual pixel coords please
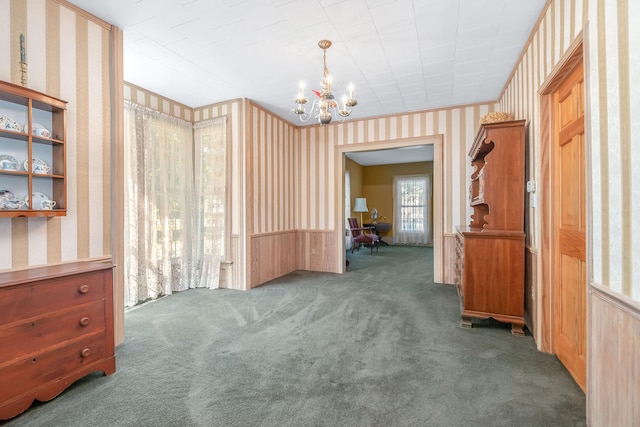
left=335, top=135, right=443, bottom=281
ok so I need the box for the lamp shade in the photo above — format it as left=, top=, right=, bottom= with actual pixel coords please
left=353, top=198, right=368, bottom=213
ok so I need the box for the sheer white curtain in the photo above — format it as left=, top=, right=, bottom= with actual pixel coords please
left=191, top=118, right=227, bottom=290
left=393, top=175, right=431, bottom=245
left=124, top=101, right=193, bottom=306
left=124, top=101, right=226, bottom=307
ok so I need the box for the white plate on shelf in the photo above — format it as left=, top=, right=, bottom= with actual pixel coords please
left=0, top=154, right=20, bottom=171
left=31, top=123, right=51, bottom=138
left=0, top=116, right=23, bottom=132
left=25, top=192, right=54, bottom=210
left=24, top=158, right=51, bottom=174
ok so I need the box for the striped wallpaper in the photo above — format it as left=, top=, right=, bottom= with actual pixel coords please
left=248, top=104, right=297, bottom=235
left=124, top=82, right=192, bottom=122
left=293, top=104, right=497, bottom=235
left=0, top=0, right=112, bottom=270
left=588, top=0, right=638, bottom=300
left=499, top=0, right=639, bottom=302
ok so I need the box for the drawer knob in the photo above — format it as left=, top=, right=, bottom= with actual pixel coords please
left=81, top=348, right=91, bottom=358
left=79, top=317, right=90, bottom=326
left=78, top=284, right=90, bottom=294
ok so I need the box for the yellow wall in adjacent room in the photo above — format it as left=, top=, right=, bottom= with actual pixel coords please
left=361, top=162, right=433, bottom=242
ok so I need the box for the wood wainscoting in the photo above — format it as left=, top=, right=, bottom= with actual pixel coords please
left=249, top=230, right=336, bottom=288
left=442, top=233, right=457, bottom=284
left=250, top=231, right=298, bottom=288
left=589, top=284, right=640, bottom=426
left=297, top=230, right=336, bottom=273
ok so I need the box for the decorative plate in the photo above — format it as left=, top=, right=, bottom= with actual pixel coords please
left=0, top=189, right=26, bottom=210
left=25, top=192, right=50, bottom=209
left=24, top=158, right=50, bottom=174
left=0, top=154, right=20, bottom=171
left=0, top=116, right=23, bottom=132
left=31, top=123, right=51, bottom=138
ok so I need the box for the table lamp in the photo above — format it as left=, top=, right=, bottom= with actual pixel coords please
left=354, top=197, right=368, bottom=225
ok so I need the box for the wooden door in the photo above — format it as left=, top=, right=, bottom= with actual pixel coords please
left=553, top=63, right=586, bottom=391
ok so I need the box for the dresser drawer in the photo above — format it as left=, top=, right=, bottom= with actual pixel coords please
left=0, top=330, right=108, bottom=403
left=0, top=301, right=106, bottom=362
left=0, top=272, right=106, bottom=324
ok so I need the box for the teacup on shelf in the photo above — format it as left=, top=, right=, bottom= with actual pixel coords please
left=41, top=199, right=56, bottom=210
left=0, top=159, right=19, bottom=170
left=33, top=164, right=51, bottom=174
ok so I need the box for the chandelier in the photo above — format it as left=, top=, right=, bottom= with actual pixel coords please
left=291, top=40, right=358, bottom=125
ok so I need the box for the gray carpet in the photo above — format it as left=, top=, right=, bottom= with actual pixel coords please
left=4, top=246, right=586, bottom=427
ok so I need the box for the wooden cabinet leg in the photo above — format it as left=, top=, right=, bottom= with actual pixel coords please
left=460, top=316, right=473, bottom=328
left=511, top=322, right=525, bottom=336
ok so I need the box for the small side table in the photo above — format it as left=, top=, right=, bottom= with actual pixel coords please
left=364, top=222, right=392, bottom=246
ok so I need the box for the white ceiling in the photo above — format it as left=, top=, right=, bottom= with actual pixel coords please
left=346, top=144, right=433, bottom=166
left=67, top=0, right=545, bottom=126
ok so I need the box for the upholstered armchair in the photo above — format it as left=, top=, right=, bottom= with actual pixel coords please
left=348, top=217, right=379, bottom=255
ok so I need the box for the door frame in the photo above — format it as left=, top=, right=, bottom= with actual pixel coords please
left=334, top=134, right=443, bottom=281
left=538, top=32, right=590, bottom=354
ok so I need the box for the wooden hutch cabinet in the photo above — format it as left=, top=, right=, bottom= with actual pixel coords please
left=455, top=120, right=526, bottom=335
left=0, top=80, right=66, bottom=217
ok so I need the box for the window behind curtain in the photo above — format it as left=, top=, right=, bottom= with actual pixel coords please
left=148, top=123, right=188, bottom=260
left=124, top=101, right=226, bottom=307
left=191, top=118, right=227, bottom=290
left=393, top=175, right=431, bottom=245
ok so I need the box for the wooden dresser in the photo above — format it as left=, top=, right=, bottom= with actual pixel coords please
left=455, top=120, right=526, bottom=335
left=0, top=261, right=115, bottom=420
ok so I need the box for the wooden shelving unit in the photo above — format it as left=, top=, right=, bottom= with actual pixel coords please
left=455, top=119, right=526, bottom=335
left=0, top=80, right=67, bottom=217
